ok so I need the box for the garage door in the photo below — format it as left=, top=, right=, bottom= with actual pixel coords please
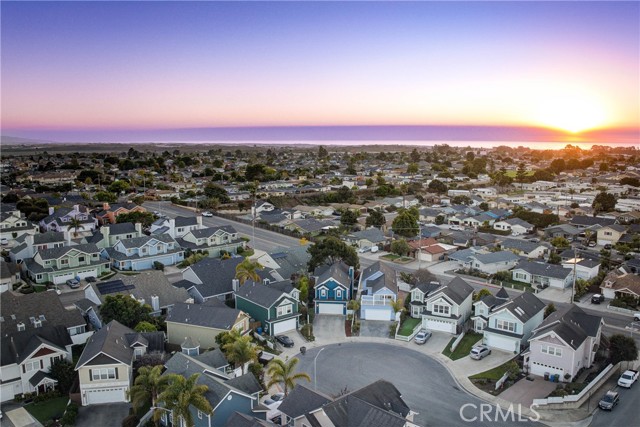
left=530, top=362, right=563, bottom=378
left=486, top=334, right=518, bottom=352
left=317, top=303, right=344, bottom=315
left=425, top=318, right=456, bottom=333
left=76, top=269, right=98, bottom=280
left=272, top=318, right=297, bottom=335
left=364, top=309, right=392, bottom=321
left=53, top=272, right=75, bottom=285
left=86, top=387, right=127, bottom=405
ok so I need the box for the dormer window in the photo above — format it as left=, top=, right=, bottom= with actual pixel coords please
left=17, top=322, right=25, bottom=331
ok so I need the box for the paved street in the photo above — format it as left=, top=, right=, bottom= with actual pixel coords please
left=589, top=370, right=640, bottom=427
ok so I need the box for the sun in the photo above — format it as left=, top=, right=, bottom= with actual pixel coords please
left=532, top=93, right=609, bottom=134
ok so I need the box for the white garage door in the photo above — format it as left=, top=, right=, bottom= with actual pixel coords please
left=272, top=318, right=297, bottom=335
left=86, top=387, right=127, bottom=405
left=530, top=362, right=563, bottom=378
left=364, top=309, right=392, bottom=321
left=53, top=272, right=75, bottom=285
left=425, top=318, right=456, bottom=333
left=317, top=303, right=344, bottom=315
left=486, top=334, right=518, bottom=352
left=76, top=269, right=98, bottom=280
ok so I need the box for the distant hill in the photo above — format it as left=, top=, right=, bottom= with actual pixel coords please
left=1, top=135, right=57, bottom=145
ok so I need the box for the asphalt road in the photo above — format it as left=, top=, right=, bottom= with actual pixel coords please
left=589, top=378, right=640, bottom=427
left=295, top=342, right=541, bottom=427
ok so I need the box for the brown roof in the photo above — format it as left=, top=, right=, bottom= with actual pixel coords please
left=601, top=270, right=640, bottom=296
left=408, top=238, right=439, bottom=250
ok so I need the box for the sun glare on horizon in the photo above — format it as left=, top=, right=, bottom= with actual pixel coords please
left=531, top=92, right=610, bottom=134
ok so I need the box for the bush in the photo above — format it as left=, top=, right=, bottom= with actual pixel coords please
left=33, top=390, right=62, bottom=403
left=153, top=261, right=164, bottom=271
left=494, top=271, right=511, bottom=282
left=122, top=414, right=139, bottom=427
left=300, top=323, right=314, bottom=341
left=60, top=402, right=79, bottom=426
left=389, top=322, right=398, bottom=337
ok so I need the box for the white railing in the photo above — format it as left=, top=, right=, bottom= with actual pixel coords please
left=450, top=332, right=466, bottom=353
left=395, top=322, right=423, bottom=342
left=361, top=297, right=392, bottom=306
left=532, top=363, right=616, bottom=407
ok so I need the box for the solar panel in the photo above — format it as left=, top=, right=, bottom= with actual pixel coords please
left=97, top=280, right=135, bottom=295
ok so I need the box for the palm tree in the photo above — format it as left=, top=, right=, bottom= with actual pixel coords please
left=391, top=298, right=405, bottom=316
left=266, top=357, right=311, bottom=396
left=223, top=335, right=258, bottom=375
left=235, top=259, right=262, bottom=285
left=157, top=373, right=213, bottom=427
left=68, top=217, right=82, bottom=238
left=127, top=365, right=170, bottom=415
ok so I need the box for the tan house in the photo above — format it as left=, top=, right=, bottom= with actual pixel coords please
left=166, top=301, right=250, bottom=350
left=94, top=202, right=147, bottom=225
left=600, top=269, right=640, bottom=301
left=596, top=224, right=626, bottom=246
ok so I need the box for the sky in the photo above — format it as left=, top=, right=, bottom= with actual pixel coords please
left=1, top=1, right=638, bottom=143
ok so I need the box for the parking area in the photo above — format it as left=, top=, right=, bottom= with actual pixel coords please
left=498, top=376, right=557, bottom=406
left=313, top=315, right=345, bottom=342
left=359, top=320, right=394, bottom=338
left=75, top=403, right=131, bottom=427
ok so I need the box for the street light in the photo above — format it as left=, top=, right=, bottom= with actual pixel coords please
left=314, top=347, right=326, bottom=390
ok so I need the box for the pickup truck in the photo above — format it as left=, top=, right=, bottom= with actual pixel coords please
left=617, top=370, right=639, bottom=388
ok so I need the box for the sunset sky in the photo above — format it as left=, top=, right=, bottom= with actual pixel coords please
left=1, top=1, right=638, bottom=143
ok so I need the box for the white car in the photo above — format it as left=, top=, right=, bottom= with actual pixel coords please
left=414, top=330, right=432, bottom=345
left=0, top=238, right=8, bottom=245
left=634, top=312, right=640, bottom=322
left=358, top=246, right=371, bottom=253
left=202, top=211, right=213, bottom=217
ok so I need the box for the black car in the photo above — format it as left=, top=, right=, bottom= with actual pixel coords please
left=598, top=391, right=619, bottom=410
left=85, top=276, right=97, bottom=283
left=591, top=294, right=605, bottom=304
left=275, top=335, right=294, bottom=348
left=604, top=244, right=612, bottom=250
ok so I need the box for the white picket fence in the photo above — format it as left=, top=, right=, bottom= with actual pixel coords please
left=395, top=322, right=423, bottom=342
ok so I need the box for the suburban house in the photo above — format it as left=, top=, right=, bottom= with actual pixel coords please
left=544, top=224, right=581, bottom=241
left=252, top=246, right=311, bottom=282
left=23, top=243, right=111, bottom=285
left=89, top=222, right=144, bottom=249
left=160, top=352, right=266, bottom=427
left=0, top=260, right=21, bottom=293
left=468, top=251, right=520, bottom=275
left=561, top=258, right=601, bottom=280
left=312, top=262, right=354, bottom=315
left=471, top=287, right=510, bottom=333
left=409, top=277, right=474, bottom=334
left=102, top=234, right=184, bottom=271
left=9, top=231, right=67, bottom=263
left=235, top=280, right=300, bottom=336
left=599, top=268, right=640, bottom=300
left=525, top=305, right=603, bottom=381
left=75, top=320, right=165, bottom=405
left=277, top=384, right=333, bottom=427
left=0, top=208, right=38, bottom=242
left=493, top=218, right=535, bottom=236
left=498, top=238, right=549, bottom=259
left=94, top=202, right=147, bottom=225
left=481, top=292, right=545, bottom=353
left=252, top=200, right=276, bottom=216
left=346, top=228, right=387, bottom=250
left=596, top=224, right=626, bottom=246
left=150, top=215, right=205, bottom=239
left=39, top=205, right=97, bottom=234
left=176, top=225, right=246, bottom=257
left=166, top=300, right=250, bottom=349
left=570, top=215, right=616, bottom=229
left=174, top=257, right=248, bottom=303
left=511, top=260, right=574, bottom=289
left=359, top=261, right=398, bottom=321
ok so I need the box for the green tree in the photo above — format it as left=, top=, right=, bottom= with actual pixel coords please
left=223, top=336, right=259, bottom=375
left=307, top=237, right=359, bottom=271
left=157, top=374, right=213, bottom=427
left=621, top=177, right=640, bottom=187
left=428, top=179, right=448, bottom=194
left=100, top=294, right=153, bottom=328
left=550, top=237, right=570, bottom=249
left=515, top=162, right=528, bottom=183
left=407, top=163, right=419, bottom=174
left=318, top=145, right=328, bottom=159
left=479, top=202, right=489, bottom=211
left=134, top=321, right=157, bottom=332
left=365, top=209, right=386, bottom=228
left=68, top=217, right=83, bottom=238
left=390, top=239, right=410, bottom=256
left=473, top=288, right=492, bottom=302
left=108, top=180, right=131, bottom=194
left=127, top=365, right=170, bottom=415
left=48, top=359, right=75, bottom=394
left=266, top=358, right=311, bottom=396
left=298, top=276, right=309, bottom=303
left=609, top=334, right=638, bottom=365
left=392, top=209, right=419, bottom=238
left=592, top=192, right=616, bottom=213
left=548, top=252, right=561, bottom=264
left=203, top=183, right=230, bottom=203
left=95, top=191, right=117, bottom=203
left=117, top=211, right=156, bottom=227
left=340, top=209, right=359, bottom=227
left=544, top=303, right=556, bottom=319
left=235, top=259, right=263, bottom=285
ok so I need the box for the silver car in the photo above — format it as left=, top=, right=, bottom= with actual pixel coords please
left=414, top=330, right=432, bottom=345
left=470, top=345, right=491, bottom=360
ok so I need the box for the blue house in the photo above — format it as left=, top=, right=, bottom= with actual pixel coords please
left=358, top=261, right=398, bottom=321
left=313, top=262, right=354, bottom=315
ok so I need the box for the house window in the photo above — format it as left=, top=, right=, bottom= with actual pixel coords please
left=60, top=259, right=69, bottom=265
left=25, top=360, right=39, bottom=372
left=514, top=272, right=527, bottom=280
left=92, top=368, right=116, bottom=380
left=277, top=304, right=293, bottom=317
left=79, top=256, right=85, bottom=262
left=433, top=304, right=450, bottom=315
left=604, top=231, right=612, bottom=236
left=134, top=348, right=145, bottom=359
left=541, top=345, right=562, bottom=357
left=320, top=289, right=327, bottom=298
left=336, top=289, right=342, bottom=298
left=141, top=248, right=147, bottom=255
left=496, top=319, right=516, bottom=332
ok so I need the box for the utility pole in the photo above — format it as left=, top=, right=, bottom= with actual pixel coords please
left=417, top=222, right=422, bottom=272
left=570, top=247, right=577, bottom=304
left=252, top=181, right=258, bottom=252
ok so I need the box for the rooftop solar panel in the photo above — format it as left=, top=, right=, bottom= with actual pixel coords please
left=97, top=280, right=135, bottom=295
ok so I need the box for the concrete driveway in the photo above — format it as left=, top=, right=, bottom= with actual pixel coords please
left=313, top=315, right=345, bottom=342
left=4, top=408, right=40, bottom=427
left=499, top=376, right=557, bottom=406
left=76, top=403, right=131, bottom=427
left=359, top=320, right=394, bottom=338
left=427, top=260, right=459, bottom=276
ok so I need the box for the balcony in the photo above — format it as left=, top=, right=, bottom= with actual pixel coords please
left=361, top=296, right=393, bottom=306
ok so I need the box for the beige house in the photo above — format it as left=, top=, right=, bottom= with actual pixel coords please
left=166, top=301, right=250, bottom=350
left=596, top=224, right=626, bottom=246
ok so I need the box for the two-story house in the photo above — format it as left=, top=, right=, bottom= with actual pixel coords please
left=75, top=320, right=165, bottom=405
left=313, top=262, right=354, bottom=315
left=23, top=243, right=111, bottom=285
left=511, top=260, right=574, bottom=289
left=150, top=216, right=204, bottom=239
left=0, top=208, right=38, bottom=242
left=9, top=231, right=67, bottom=263
left=471, top=287, right=511, bottom=333
left=596, top=224, right=626, bottom=246
left=94, top=202, right=147, bottom=225
left=235, top=280, right=300, bottom=336
left=89, top=223, right=144, bottom=249
left=174, top=257, right=249, bottom=303
left=176, top=225, right=246, bottom=258
left=40, top=205, right=97, bottom=234
left=481, top=292, right=545, bottom=353
left=409, top=277, right=474, bottom=334
left=0, top=260, right=21, bottom=293
left=102, top=234, right=184, bottom=271
left=359, top=261, right=398, bottom=321
left=524, top=305, right=603, bottom=382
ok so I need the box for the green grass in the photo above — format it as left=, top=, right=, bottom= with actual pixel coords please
left=381, top=254, right=400, bottom=260
left=442, top=332, right=483, bottom=360
left=25, top=397, right=69, bottom=424
left=469, top=358, right=517, bottom=380
left=398, top=317, right=421, bottom=336
left=504, top=170, right=535, bottom=178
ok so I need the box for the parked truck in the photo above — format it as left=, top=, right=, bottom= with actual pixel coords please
left=617, top=370, right=639, bottom=388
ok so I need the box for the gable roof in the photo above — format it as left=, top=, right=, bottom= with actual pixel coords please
left=192, top=349, right=229, bottom=370
left=513, top=260, right=573, bottom=279
left=314, top=261, right=351, bottom=288
left=235, top=280, right=290, bottom=308
left=499, top=238, right=547, bottom=254
left=36, top=243, right=100, bottom=260
left=492, top=292, right=545, bottom=323
left=430, top=277, right=474, bottom=305
left=76, top=320, right=145, bottom=368
left=530, top=305, right=602, bottom=349
left=278, top=384, right=332, bottom=419
left=472, top=251, right=520, bottom=265
left=1, top=325, right=72, bottom=366
left=361, top=261, right=397, bottom=294
left=167, top=302, right=244, bottom=330
left=570, top=216, right=616, bottom=228
left=350, top=228, right=386, bottom=243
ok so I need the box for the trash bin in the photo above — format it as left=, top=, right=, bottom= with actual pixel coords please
left=300, top=346, right=306, bottom=355
left=544, top=372, right=550, bottom=381
left=256, top=327, right=263, bottom=335
left=554, top=374, right=560, bottom=382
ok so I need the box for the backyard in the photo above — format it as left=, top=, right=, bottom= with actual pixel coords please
left=398, top=317, right=421, bottom=336
left=25, top=397, right=69, bottom=424
left=442, top=332, right=483, bottom=360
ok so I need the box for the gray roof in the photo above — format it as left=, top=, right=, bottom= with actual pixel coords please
left=184, top=257, right=243, bottom=298
left=1, top=325, right=72, bottom=366
left=494, top=292, right=545, bottom=323
left=279, top=384, right=332, bottom=419
left=225, top=373, right=263, bottom=395
left=94, top=271, right=191, bottom=308
left=235, top=280, right=290, bottom=308
left=472, top=251, right=520, bottom=265
left=499, top=238, right=547, bottom=254
left=0, top=260, right=19, bottom=280
left=175, top=216, right=199, bottom=227
left=361, top=261, right=397, bottom=294
left=188, top=225, right=237, bottom=239
left=432, top=277, right=473, bottom=305
left=192, top=348, right=229, bottom=369
left=269, top=246, right=311, bottom=280
left=291, top=218, right=331, bottom=233
left=33, top=231, right=65, bottom=244
left=530, top=305, right=602, bottom=350
left=225, top=412, right=274, bottom=427
left=570, top=216, right=616, bottom=227
left=545, top=224, right=581, bottom=235
left=503, top=218, right=534, bottom=228
left=513, top=260, right=573, bottom=279
left=36, top=243, right=100, bottom=260
left=314, top=262, right=351, bottom=288
left=350, top=228, right=386, bottom=244
left=167, top=302, right=243, bottom=330
left=76, top=320, right=136, bottom=368
left=116, top=233, right=176, bottom=250
left=104, top=222, right=137, bottom=235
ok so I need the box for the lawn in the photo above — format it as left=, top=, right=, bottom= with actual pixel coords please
left=380, top=254, right=400, bottom=261
left=398, top=317, right=421, bottom=336
left=442, top=332, right=483, bottom=360
left=469, top=358, right=517, bottom=380
left=504, top=170, right=535, bottom=178
left=25, top=397, right=69, bottom=424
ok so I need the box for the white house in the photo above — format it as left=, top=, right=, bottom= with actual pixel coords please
left=511, top=260, right=574, bottom=289
left=493, top=218, right=535, bottom=236
left=469, top=251, right=520, bottom=275
left=409, top=277, right=474, bottom=334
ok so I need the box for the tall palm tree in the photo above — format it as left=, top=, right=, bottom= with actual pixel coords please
left=68, top=217, right=82, bottom=238
left=223, top=335, right=258, bottom=375
left=157, top=373, right=213, bottom=427
left=235, top=259, right=262, bottom=285
left=266, top=357, right=311, bottom=396
left=127, top=365, right=170, bottom=415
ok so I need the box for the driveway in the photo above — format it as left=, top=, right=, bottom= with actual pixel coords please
left=536, top=287, right=571, bottom=303
left=498, top=376, right=557, bottom=406
left=76, top=403, right=131, bottom=427
left=427, top=260, right=459, bottom=277
left=313, top=315, right=345, bottom=343
left=4, top=408, right=40, bottom=427
left=359, top=320, right=394, bottom=338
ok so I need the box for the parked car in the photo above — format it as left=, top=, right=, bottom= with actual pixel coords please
left=275, top=335, right=294, bottom=348
left=270, top=392, right=285, bottom=402
left=370, top=246, right=379, bottom=253
left=358, top=246, right=371, bottom=253
left=470, top=345, right=491, bottom=360
left=588, top=241, right=597, bottom=247
left=598, top=391, right=619, bottom=410
left=202, top=211, right=213, bottom=217
left=414, top=330, right=432, bottom=345
left=591, top=294, right=605, bottom=304
left=85, top=276, right=97, bottom=283
left=153, top=211, right=161, bottom=216
left=0, top=238, right=8, bottom=245
left=66, top=279, right=80, bottom=289
left=604, top=244, right=612, bottom=250
left=634, top=312, right=640, bottom=322
left=617, top=370, right=639, bottom=388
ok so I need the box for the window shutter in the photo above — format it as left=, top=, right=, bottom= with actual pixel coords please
left=115, top=368, right=119, bottom=379
left=40, top=360, right=44, bottom=369
left=89, top=369, right=92, bottom=381
left=22, top=365, right=26, bottom=374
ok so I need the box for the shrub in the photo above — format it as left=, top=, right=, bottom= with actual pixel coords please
left=389, top=322, right=398, bottom=337
left=121, top=414, right=139, bottom=427
left=301, top=323, right=314, bottom=341
left=494, top=271, right=511, bottom=282
left=60, top=402, right=79, bottom=427
left=153, top=261, right=164, bottom=271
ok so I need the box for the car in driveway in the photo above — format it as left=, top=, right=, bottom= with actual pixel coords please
left=270, top=392, right=285, bottom=402
left=604, top=244, right=612, bottom=250
left=275, top=335, right=294, bottom=348
left=591, top=294, right=605, bottom=304
left=598, top=391, right=619, bottom=410
left=470, top=345, right=491, bottom=360
left=0, top=238, right=8, bottom=245
left=66, top=279, right=80, bottom=289
left=85, top=276, right=97, bottom=283
left=202, top=211, right=213, bottom=217
left=358, top=246, right=371, bottom=253
left=414, top=330, right=432, bottom=345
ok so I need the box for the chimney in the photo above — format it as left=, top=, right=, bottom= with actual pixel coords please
left=134, top=222, right=142, bottom=236
left=48, top=207, right=55, bottom=215
left=262, top=278, right=270, bottom=285
left=101, top=225, right=110, bottom=246
left=196, top=215, right=202, bottom=227
left=151, top=295, right=160, bottom=312
left=103, top=202, right=110, bottom=211
left=232, top=279, right=240, bottom=292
